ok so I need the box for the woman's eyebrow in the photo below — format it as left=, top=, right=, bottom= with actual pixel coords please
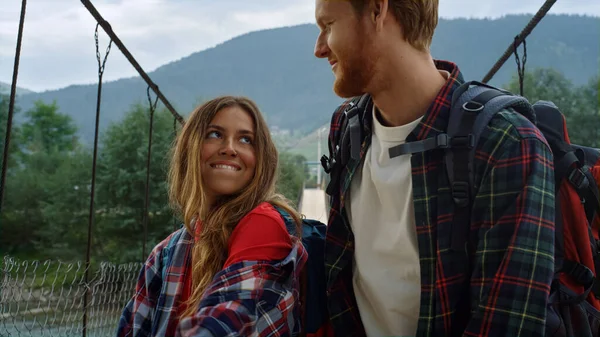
left=207, top=124, right=224, bottom=131
left=208, top=124, right=253, bottom=135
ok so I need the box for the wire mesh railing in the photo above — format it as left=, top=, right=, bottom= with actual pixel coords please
left=0, top=256, right=142, bottom=337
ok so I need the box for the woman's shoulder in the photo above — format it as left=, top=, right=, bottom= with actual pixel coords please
left=230, top=202, right=289, bottom=241
left=144, top=226, right=193, bottom=266
left=159, top=226, right=192, bottom=250
left=244, top=201, right=285, bottom=223
left=233, top=202, right=291, bottom=237
left=225, top=202, right=295, bottom=268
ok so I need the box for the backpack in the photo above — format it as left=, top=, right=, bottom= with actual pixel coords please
left=274, top=206, right=329, bottom=337
left=169, top=209, right=329, bottom=336
left=320, top=80, right=600, bottom=337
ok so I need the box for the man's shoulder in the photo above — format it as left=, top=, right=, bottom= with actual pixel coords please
left=330, top=96, right=360, bottom=119
left=481, top=107, right=551, bottom=155
left=327, top=96, right=366, bottom=137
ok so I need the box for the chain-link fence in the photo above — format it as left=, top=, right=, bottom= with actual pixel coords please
left=0, top=256, right=143, bottom=337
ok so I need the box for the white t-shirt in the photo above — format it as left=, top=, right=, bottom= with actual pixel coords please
left=347, top=69, right=450, bottom=336
left=348, top=104, right=423, bottom=336
left=347, top=71, right=450, bottom=337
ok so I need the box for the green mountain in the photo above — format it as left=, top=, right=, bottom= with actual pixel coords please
left=0, top=81, right=35, bottom=96
left=7, top=14, right=599, bottom=147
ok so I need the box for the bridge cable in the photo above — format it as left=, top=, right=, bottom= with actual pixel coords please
left=173, top=117, right=179, bottom=232
left=82, top=22, right=112, bottom=337
left=143, top=86, right=159, bottom=260
left=514, top=37, right=527, bottom=96
left=482, top=0, right=556, bottom=83
left=80, top=0, right=185, bottom=125
left=0, top=0, right=27, bottom=215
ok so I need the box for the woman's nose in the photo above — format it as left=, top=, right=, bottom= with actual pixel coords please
left=219, top=140, right=237, bottom=157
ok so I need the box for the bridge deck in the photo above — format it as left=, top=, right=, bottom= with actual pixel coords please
left=299, top=188, right=328, bottom=224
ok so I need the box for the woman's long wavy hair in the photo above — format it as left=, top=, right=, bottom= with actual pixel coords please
left=168, top=96, right=302, bottom=318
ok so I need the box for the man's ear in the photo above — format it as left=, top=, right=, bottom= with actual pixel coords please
left=370, top=0, right=389, bottom=31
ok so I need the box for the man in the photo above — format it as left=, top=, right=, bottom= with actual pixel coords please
left=313, top=0, right=555, bottom=336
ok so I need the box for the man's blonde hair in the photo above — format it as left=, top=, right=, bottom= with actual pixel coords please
left=351, top=0, right=439, bottom=51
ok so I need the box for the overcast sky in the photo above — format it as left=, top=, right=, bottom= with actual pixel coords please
left=1, top=0, right=598, bottom=92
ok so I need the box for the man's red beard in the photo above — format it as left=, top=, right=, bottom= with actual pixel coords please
left=332, top=36, right=377, bottom=98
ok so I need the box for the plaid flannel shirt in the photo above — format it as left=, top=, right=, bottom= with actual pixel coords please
left=324, top=60, right=555, bottom=336
left=116, top=226, right=307, bottom=337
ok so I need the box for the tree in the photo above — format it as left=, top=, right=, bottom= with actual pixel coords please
left=34, top=148, right=92, bottom=259
left=505, top=68, right=599, bottom=147
left=20, top=100, right=78, bottom=153
left=572, top=76, right=600, bottom=148
left=1, top=100, right=86, bottom=258
left=0, top=94, right=22, bottom=255
left=0, top=94, right=20, bottom=181
left=277, top=152, right=307, bottom=206
left=93, top=104, right=178, bottom=263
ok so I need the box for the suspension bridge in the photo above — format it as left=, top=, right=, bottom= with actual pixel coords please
left=0, top=0, right=558, bottom=336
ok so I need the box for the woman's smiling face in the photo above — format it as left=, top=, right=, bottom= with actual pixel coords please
left=200, top=105, right=256, bottom=205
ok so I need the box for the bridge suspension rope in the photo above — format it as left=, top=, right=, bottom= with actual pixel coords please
left=481, top=0, right=556, bottom=84
left=0, top=0, right=27, bottom=214
left=82, top=22, right=113, bottom=337
left=143, top=86, right=159, bottom=259
left=513, top=37, right=527, bottom=96
left=80, top=0, right=185, bottom=125
left=173, top=117, right=179, bottom=232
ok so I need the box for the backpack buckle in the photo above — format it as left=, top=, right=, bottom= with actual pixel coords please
left=565, top=261, right=594, bottom=287
left=321, top=145, right=339, bottom=174
left=568, top=168, right=590, bottom=192
left=320, top=155, right=333, bottom=174
left=452, top=181, right=470, bottom=208
left=450, top=134, right=475, bottom=149
left=436, top=134, right=450, bottom=149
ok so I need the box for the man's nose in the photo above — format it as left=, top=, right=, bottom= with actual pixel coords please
left=314, top=35, right=329, bottom=59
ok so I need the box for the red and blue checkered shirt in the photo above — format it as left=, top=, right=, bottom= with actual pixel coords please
left=116, top=225, right=307, bottom=337
left=324, top=60, right=556, bottom=336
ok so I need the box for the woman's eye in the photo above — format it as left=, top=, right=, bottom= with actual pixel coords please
left=207, top=130, right=220, bottom=139
left=240, top=136, right=252, bottom=144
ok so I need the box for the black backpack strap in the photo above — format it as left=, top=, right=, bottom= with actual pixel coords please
left=322, top=95, right=371, bottom=197
left=446, top=81, right=534, bottom=253
left=347, top=95, right=371, bottom=162
left=445, top=82, right=533, bottom=336
left=385, top=82, right=503, bottom=158
left=583, top=167, right=600, bottom=223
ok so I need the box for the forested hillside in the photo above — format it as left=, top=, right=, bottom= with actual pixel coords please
left=6, top=14, right=598, bottom=144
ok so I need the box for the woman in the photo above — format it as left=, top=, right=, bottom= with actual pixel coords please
left=116, top=96, right=307, bottom=337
